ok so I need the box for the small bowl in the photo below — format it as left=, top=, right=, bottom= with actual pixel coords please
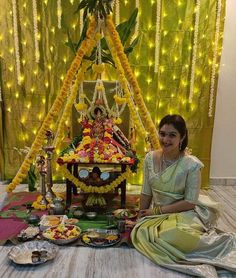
left=27, top=214, right=40, bottom=225
left=73, top=209, right=84, bottom=219
left=85, top=212, right=97, bottom=220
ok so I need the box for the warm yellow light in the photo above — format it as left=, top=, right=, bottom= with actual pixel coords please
left=148, top=23, right=152, bottom=30
left=188, top=45, right=192, bottom=50
left=185, top=64, right=189, bottom=69
left=22, top=40, right=27, bottom=46
left=60, top=75, right=64, bottom=81
left=33, top=129, right=37, bottom=135
left=42, top=97, right=46, bottom=104
left=173, top=75, right=176, bottom=80
left=135, top=54, right=140, bottom=60
left=26, top=103, right=31, bottom=109
left=134, top=70, right=140, bottom=77
left=0, top=35, right=3, bottom=41
left=208, top=59, right=212, bottom=65
left=21, top=117, right=26, bottom=124
left=146, top=78, right=152, bottom=84
left=23, top=21, right=27, bottom=27
left=9, top=66, right=13, bottom=72
left=9, top=29, right=13, bottom=35
left=171, top=93, right=175, bottom=98
left=159, top=102, right=163, bottom=108
left=38, top=113, right=42, bottom=120
left=72, top=23, right=76, bottom=30
left=198, top=52, right=202, bottom=58
left=63, top=57, right=67, bottom=63
left=161, top=48, right=166, bottom=54
left=44, top=0, right=48, bottom=4
left=178, top=1, right=182, bottom=6
left=202, top=76, right=207, bottom=83
left=15, top=92, right=19, bottom=98
left=190, top=26, right=194, bottom=31
left=48, top=64, right=52, bottom=70
left=159, top=66, right=165, bottom=73
left=196, top=70, right=201, bottom=76
left=163, top=12, right=167, bottom=17
left=23, top=2, right=26, bottom=8
left=51, top=27, right=55, bottom=34
left=159, top=84, right=164, bottom=90
left=30, top=87, right=35, bottom=93
left=37, top=15, right=41, bottom=21
left=174, top=56, right=178, bottom=62
left=37, top=33, right=41, bottom=40
left=148, top=60, right=153, bottom=66
left=175, top=37, right=179, bottom=43
left=178, top=19, right=182, bottom=24
left=163, top=30, right=168, bottom=36
left=19, top=75, right=25, bottom=82
left=182, top=80, right=187, bottom=87
left=6, top=82, right=12, bottom=88
left=9, top=48, right=14, bottom=54
left=33, top=69, right=38, bottom=75
left=22, top=59, right=26, bottom=66
left=45, top=81, right=49, bottom=88
left=7, top=107, right=11, bottom=112
left=50, top=46, right=54, bottom=52
left=146, top=95, right=151, bottom=101
left=70, top=0, right=74, bottom=4
left=149, top=42, right=154, bottom=48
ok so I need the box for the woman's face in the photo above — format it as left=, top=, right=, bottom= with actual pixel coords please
left=158, top=124, right=182, bottom=154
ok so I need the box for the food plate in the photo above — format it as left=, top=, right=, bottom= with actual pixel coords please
left=39, top=215, right=68, bottom=231
left=81, top=229, right=121, bottom=247
left=42, top=224, right=81, bottom=245
left=8, top=240, right=58, bottom=265
left=17, top=226, right=40, bottom=241
left=113, top=209, right=137, bottom=219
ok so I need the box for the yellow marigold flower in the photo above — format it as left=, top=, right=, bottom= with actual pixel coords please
left=95, top=84, right=105, bottom=91
left=114, top=117, right=122, bottom=125
left=75, top=102, right=88, bottom=111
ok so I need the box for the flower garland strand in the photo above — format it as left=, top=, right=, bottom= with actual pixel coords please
left=104, top=31, right=146, bottom=136
left=115, top=0, right=120, bottom=26
left=32, top=0, right=40, bottom=63
left=57, top=0, right=62, bottom=29
left=12, top=0, right=21, bottom=85
left=189, top=0, right=201, bottom=103
left=79, top=0, right=84, bottom=35
left=106, top=16, right=160, bottom=149
left=154, top=0, right=161, bottom=74
left=208, top=0, right=222, bottom=117
left=61, top=165, right=131, bottom=194
left=54, top=60, right=91, bottom=149
left=6, top=16, right=97, bottom=193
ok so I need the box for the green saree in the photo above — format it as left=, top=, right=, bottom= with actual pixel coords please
left=131, top=152, right=236, bottom=277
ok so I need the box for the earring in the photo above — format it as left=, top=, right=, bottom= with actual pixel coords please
left=179, top=141, right=182, bottom=151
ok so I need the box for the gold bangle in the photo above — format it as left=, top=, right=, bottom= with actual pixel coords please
left=153, top=206, right=160, bottom=215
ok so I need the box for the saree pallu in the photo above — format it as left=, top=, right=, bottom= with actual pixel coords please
left=131, top=153, right=236, bottom=277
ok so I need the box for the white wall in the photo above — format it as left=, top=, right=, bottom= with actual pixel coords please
left=210, top=0, right=236, bottom=178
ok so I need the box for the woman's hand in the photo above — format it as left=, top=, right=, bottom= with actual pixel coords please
left=138, top=209, right=153, bottom=218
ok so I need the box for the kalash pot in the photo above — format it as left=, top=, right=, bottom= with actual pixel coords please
left=51, top=197, right=65, bottom=215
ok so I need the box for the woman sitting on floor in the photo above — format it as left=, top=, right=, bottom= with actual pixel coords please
left=131, top=114, right=236, bottom=277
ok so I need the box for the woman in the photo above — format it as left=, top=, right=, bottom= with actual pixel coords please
left=131, top=115, right=236, bottom=277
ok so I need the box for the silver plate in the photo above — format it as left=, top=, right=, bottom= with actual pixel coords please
left=81, top=229, right=121, bottom=247
left=8, top=241, right=59, bottom=265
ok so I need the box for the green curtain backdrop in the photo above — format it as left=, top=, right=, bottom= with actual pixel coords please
left=0, top=0, right=225, bottom=188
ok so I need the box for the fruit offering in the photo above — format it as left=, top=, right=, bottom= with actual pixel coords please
left=43, top=224, right=81, bottom=240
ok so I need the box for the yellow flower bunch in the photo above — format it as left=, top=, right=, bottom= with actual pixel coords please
left=92, top=63, right=105, bottom=74
left=114, top=117, right=122, bottom=125
left=95, top=84, right=105, bottom=91
left=106, top=16, right=160, bottom=149
left=61, top=165, right=131, bottom=194
left=113, top=95, right=127, bottom=105
left=75, top=102, right=88, bottom=111
left=6, top=16, right=97, bottom=193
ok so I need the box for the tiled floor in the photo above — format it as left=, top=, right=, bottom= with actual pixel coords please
left=0, top=184, right=236, bottom=277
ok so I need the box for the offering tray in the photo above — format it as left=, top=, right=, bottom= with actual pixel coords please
left=113, top=209, right=137, bottom=219
left=81, top=229, right=121, bottom=247
left=8, top=241, right=58, bottom=265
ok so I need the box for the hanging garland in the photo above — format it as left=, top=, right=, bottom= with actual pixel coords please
left=154, top=0, right=161, bottom=73
left=6, top=16, right=97, bottom=193
left=61, top=165, right=131, bottom=194
left=189, top=0, right=201, bottom=103
left=57, top=0, right=62, bottom=29
left=208, top=0, right=222, bottom=117
left=106, top=15, right=160, bottom=149
left=115, top=0, right=120, bottom=26
left=12, top=0, right=21, bottom=85
left=32, top=0, right=40, bottom=63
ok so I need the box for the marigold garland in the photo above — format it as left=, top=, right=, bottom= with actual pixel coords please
left=6, top=16, right=97, bottom=193
left=106, top=16, right=159, bottom=149
left=61, top=165, right=131, bottom=194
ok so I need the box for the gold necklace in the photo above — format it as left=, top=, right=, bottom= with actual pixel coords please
left=159, top=153, right=181, bottom=184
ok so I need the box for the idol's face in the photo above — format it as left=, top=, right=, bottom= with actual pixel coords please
left=158, top=124, right=182, bottom=155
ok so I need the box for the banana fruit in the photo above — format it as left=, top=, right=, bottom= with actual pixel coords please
left=85, top=194, right=107, bottom=207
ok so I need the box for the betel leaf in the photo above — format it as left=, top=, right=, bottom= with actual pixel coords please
left=75, top=18, right=88, bottom=51
left=74, top=0, right=88, bottom=14
left=124, top=36, right=139, bottom=55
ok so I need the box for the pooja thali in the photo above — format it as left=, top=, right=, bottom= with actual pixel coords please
left=113, top=209, right=137, bottom=219
left=81, top=229, right=121, bottom=247
left=8, top=241, right=58, bottom=265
